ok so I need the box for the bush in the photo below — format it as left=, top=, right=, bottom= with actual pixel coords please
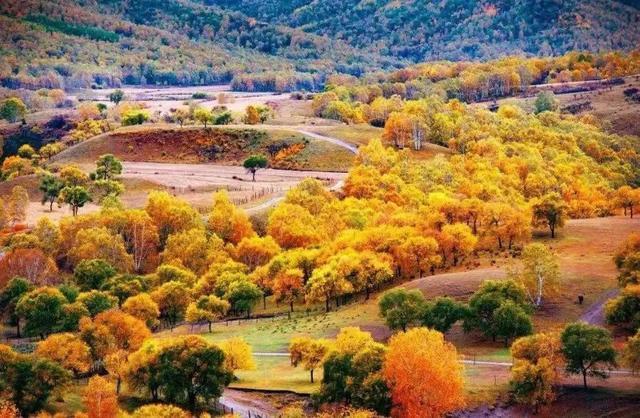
left=121, top=110, right=149, bottom=126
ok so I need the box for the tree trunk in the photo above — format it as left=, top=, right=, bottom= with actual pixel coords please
left=583, top=369, right=588, bottom=389
left=49, top=200, right=54, bottom=212
left=290, top=300, right=294, bottom=312
left=550, top=223, right=555, bottom=238
left=310, top=369, right=314, bottom=383
left=263, top=294, right=267, bottom=310
left=252, top=170, right=256, bottom=182
left=116, top=378, right=121, bottom=394
left=208, top=321, right=212, bottom=333
left=325, top=296, right=330, bottom=312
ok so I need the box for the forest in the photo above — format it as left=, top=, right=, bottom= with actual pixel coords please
left=1, top=1, right=640, bottom=417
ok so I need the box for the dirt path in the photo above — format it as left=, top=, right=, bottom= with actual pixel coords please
left=579, top=288, right=620, bottom=325
left=219, top=389, right=279, bottom=418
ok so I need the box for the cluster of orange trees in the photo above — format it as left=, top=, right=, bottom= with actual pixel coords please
left=316, top=49, right=640, bottom=106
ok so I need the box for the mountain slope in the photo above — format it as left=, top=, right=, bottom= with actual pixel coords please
left=207, top=0, right=640, bottom=61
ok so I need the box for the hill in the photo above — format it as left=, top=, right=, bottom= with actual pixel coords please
left=0, top=0, right=398, bottom=91
left=207, top=0, right=640, bottom=62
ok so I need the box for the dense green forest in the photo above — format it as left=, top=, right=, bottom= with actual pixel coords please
left=0, top=0, right=639, bottom=91
left=209, top=0, right=640, bottom=61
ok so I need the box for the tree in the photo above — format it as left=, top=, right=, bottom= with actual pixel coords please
left=383, top=327, right=465, bottom=418
left=218, top=337, right=256, bottom=373
left=0, top=345, right=70, bottom=416
left=378, top=289, right=425, bottom=332
left=17, top=144, right=35, bottom=159
left=35, top=333, right=92, bottom=377
left=59, top=185, right=91, bottom=216
left=560, top=322, right=616, bottom=389
left=273, top=268, right=304, bottom=312
left=173, top=108, right=188, bottom=127
left=243, top=105, right=261, bottom=124
left=94, top=154, right=123, bottom=180
left=236, top=235, right=281, bottom=270
left=77, top=290, right=118, bottom=317
left=439, top=223, right=477, bottom=266
left=74, top=259, right=117, bottom=291
left=396, top=236, right=440, bottom=278
left=511, top=243, right=560, bottom=307
left=624, top=330, right=640, bottom=373
left=78, top=102, right=101, bottom=120
left=109, top=89, right=124, bottom=105
left=125, top=336, right=233, bottom=411
left=207, top=189, right=255, bottom=244
left=0, top=277, right=31, bottom=337
left=6, top=186, right=29, bottom=226
left=420, top=296, right=467, bottom=334
left=267, top=203, right=323, bottom=249
left=615, top=186, right=640, bottom=218
left=121, top=110, right=149, bottom=126
left=224, top=279, right=262, bottom=318
left=531, top=193, right=567, bottom=238
left=0, top=98, right=27, bottom=122
left=84, top=376, right=118, bottom=418
left=493, top=300, right=533, bottom=346
left=33, top=216, right=61, bottom=256
left=306, top=263, right=353, bottom=312
left=59, top=301, right=90, bottom=332
left=60, top=165, right=89, bottom=187
left=382, top=112, right=412, bottom=149
left=68, top=227, right=133, bottom=272
left=509, top=332, right=562, bottom=412
left=39, top=173, right=64, bottom=212
left=127, top=404, right=190, bottom=418
left=289, top=336, right=332, bottom=383
left=104, top=349, right=128, bottom=394
left=81, top=310, right=151, bottom=359
left=193, top=107, right=213, bottom=128
left=464, top=280, right=530, bottom=342
left=606, top=284, right=640, bottom=330
left=243, top=155, right=268, bottom=182
left=151, top=281, right=191, bottom=328
left=145, top=191, right=201, bottom=248
left=15, top=287, right=67, bottom=339
left=534, top=91, right=559, bottom=114
left=0, top=248, right=58, bottom=287
left=185, top=295, right=229, bottom=332
left=122, top=293, right=160, bottom=329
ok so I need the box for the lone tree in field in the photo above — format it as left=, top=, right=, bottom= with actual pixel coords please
left=531, top=192, right=567, bottom=238
left=193, top=107, right=213, bottom=128
left=243, top=155, right=268, bottom=181
left=561, top=322, right=616, bottom=389
left=510, top=243, right=561, bottom=307
left=534, top=91, right=558, bottom=114
left=109, top=89, right=124, bottom=105
left=39, top=172, right=64, bottom=212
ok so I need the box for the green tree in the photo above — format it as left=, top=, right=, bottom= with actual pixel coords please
left=243, top=155, right=268, bottom=181
left=122, top=110, right=149, bottom=126
left=126, top=336, right=233, bottom=411
left=59, top=185, right=91, bottom=216
left=17, top=144, right=35, bottom=158
left=109, top=89, right=125, bottom=105
left=74, top=259, right=117, bottom=291
left=39, top=172, right=64, bottom=212
left=493, top=300, right=533, bottom=346
left=561, top=322, right=616, bottom=389
left=224, top=280, right=262, bottom=318
left=534, top=91, right=559, bottom=114
left=420, top=296, right=467, bottom=334
left=464, top=280, right=529, bottom=341
left=77, top=290, right=118, bottom=317
left=15, top=287, right=68, bottom=339
left=0, top=97, right=27, bottom=123
left=0, top=277, right=32, bottom=337
left=102, top=274, right=148, bottom=306
left=531, top=193, right=567, bottom=238
left=0, top=347, right=71, bottom=416
left=378, top=288, right=425, bottom=332
left=94, top=154, right=123, bottom=180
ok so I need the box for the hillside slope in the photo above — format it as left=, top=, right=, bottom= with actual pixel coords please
left=207, top=0, right=640, bottom=61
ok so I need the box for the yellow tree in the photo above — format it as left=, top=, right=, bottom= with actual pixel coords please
left=104, top=349, right=128, bottom=394
left=289, top=336, right=332, bottom=383
left=6, top=186, right=29, bottom=226
left=144, top=191, right=201, bottom=248
left=68, top=227, right=133, bottom=272
left=509, top=243, right=560, bottom=307
left=439, top=223, right=477, bottom=266
left=207, top=190, right=255, bottom=244
left=335, top=327, right=375, bottom=355
left=235, top=235, right=281, bottom=270
left=84, top=376, right=118, bottom=418
left=185, top=295, right=230, bottom=332
left=306, top=262, right=353, bottom=312
left=395, top=236, right=440, bottom=279
left=122, top=293, right=160, bottom=329
left=267, top=203, right=324, bottom=249
left=218, top=337, right=256, bottom=372
left=35, top=333, right=92, bottom=377
left=162, top=228, right=227, bottom=275
left=383, top=327, right=464, bottom=418
left=510, top=333, right=562, bottom=413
